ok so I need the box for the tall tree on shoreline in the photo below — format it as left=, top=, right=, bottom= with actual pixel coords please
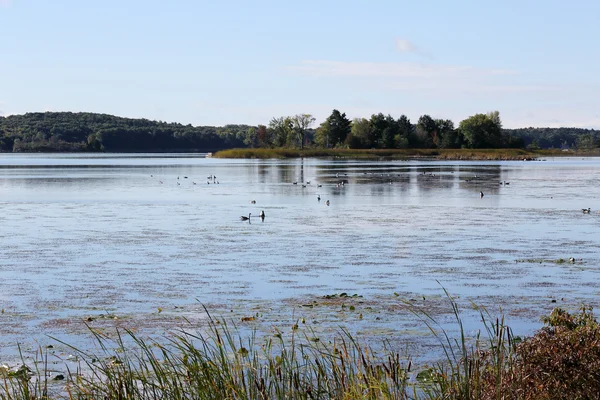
left=292, top=114, right=315, bottom=150
left=269, top=116, right=294, bottom=147
left=315, top=110, right=351, bottom=148
left=459, top=111, right=504, bottom=148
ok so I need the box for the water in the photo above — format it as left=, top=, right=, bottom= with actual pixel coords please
left=1, top=153, right=600, bottom=361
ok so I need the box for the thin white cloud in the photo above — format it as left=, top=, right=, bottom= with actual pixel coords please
left=395, top=39, right=417, bottom=53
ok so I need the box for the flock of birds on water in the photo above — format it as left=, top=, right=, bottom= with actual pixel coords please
left=151, top=171, right=598, bottom=221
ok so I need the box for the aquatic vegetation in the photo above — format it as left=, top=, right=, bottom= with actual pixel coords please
left=1, top=296, right=599, bottom=399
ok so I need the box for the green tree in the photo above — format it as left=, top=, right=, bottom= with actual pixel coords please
left=415, top=115, right=437, bottom=148
left=291, top=114, right=315, bottom=149
left=436, top=119, right=460, bottom=148
left=459, top=111, right=504, bottom=148
left=576, top=133, right=598, bottom=150
left=243, top=126, right=257, bottom=147
left=397, top=115, right=414, bottom=148
left=346, top=118, right=371, bottom=148
left=368, top=113, right=387, bottom=148
left=316, top=110, right=351, bottom=148
left=269, top=116, right=293, bottom=147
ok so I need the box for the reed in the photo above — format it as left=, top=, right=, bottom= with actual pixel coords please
left=2, top=298, right=599, bottom=399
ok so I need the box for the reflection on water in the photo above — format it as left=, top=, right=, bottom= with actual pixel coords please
left=1, top=154, right=600, bottom=357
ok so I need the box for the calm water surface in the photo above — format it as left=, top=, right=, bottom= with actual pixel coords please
left=1, top=153, right=600, bottom=360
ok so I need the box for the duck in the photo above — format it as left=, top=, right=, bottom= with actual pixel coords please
left=325, top=200, right=330, bottom=206
left=480, top=191, right=484, bottom=198
left=317, top=194, right=321, bottom=201
left=240, top=213, right=251, bottom=221
left=250, top=200, right=256, bottom=204
left=582, top=208, right=591, bottom=214
left=259, top=210, right=265, bottom=218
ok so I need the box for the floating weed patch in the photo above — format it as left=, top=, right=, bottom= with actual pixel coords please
left=516, top=257, right=583, bottom=264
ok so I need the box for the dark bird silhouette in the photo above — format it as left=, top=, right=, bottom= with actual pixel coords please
left=480, top=191, right=484, bottom=198
left=250, top=200, right=256, bottom=204
left=259, top=210, right=265, bottom=218
left=317, top=194, right=321, bottom=201
left=240, top=213, right=251, bottom=221
left=326, top=200, right=330, bottom=206
left=583, top=208, right=591, bottom=214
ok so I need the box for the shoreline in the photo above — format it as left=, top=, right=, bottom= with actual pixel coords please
left=212, top=148, right=600, bottom=160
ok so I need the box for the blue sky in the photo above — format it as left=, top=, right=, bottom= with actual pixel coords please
left=2, top=0, right=599, bottom=128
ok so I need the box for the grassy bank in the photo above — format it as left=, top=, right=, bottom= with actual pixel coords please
left=212, top=148, right=571, bottom=160
left=2, top=300, right=599, bottom=399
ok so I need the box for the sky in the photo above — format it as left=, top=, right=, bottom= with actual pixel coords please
left=1, top=0, right=600, bottom=129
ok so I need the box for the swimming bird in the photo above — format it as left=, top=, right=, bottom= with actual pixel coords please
left=259, top=210, right=265, bottom=218
left=306, top=181, right=311, bottom=184
left=325, top=200, right=330, bottom=206
left=480, top=191, right=484, bottom=198
left=293, top=181, right=297, bottom=185
left=240, top=213, right=251, bottom=221
left=317, top=194, right=321, bottom=201
left=583, top=208, right=591, bottom=214
left=317, top=184, right=322, bottom=188
left=250, top=200, right=256, bottom=204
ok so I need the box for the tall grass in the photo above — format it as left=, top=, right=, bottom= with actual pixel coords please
left=2, top=297, right=599, bottom=399
left=40, top=309, right=411, bottom=399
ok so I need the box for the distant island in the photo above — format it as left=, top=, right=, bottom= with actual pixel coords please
left=0, top=110, right=598, bottom=154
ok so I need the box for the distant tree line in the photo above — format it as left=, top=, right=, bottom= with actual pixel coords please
left=0, top=112, right=251, bottom=152
left=0, top=111, right=598, bottom=152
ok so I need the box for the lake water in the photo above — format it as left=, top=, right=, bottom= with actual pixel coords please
left=1, top=153, right=600, bottom=363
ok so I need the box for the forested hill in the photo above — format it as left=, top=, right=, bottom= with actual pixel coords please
left=0, top=112, right=253, bottom=152
left=503, top=127, right=599, bottom=149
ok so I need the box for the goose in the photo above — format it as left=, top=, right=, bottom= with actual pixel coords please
left=240, top=213, right=251, bottom=221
